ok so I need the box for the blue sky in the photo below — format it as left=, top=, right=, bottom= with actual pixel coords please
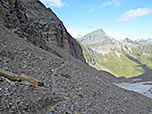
left=40, top=0, right=152, bottom=40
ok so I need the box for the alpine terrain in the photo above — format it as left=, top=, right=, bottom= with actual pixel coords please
left=78, top=29, right=152, bottom=77
left=0, top=0, right=152, bottom=114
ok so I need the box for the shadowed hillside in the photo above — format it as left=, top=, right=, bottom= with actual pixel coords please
left=0, top=0, right=85, bottom=62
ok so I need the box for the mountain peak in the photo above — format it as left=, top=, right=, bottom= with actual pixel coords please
left=76, top=34, right=83, bottom=39
left=136, top=38, right=152, bottom=43
left=122, top=38, right=135, bottom=44
left=124, top=37, right=132, bottom=41
left=89, top=28, right=105, bottom=35
left=96, top=28, right=104, bottom=32
left=78, top=28, right=115, bottom=45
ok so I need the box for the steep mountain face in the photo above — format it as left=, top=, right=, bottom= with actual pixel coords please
left=78, top=29, right=152, bottom=77
left=78, top=29, right=118, bottom=47
left=0, top=24, right=152, bottom=114
left=78, top=29, right=121, bottom=55
left=78, top=29, right=111, bottom=45
left=0, top=0, right=85, bottom=62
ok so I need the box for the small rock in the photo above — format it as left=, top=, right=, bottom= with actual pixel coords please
left=0, top=106, right=3, bottom=111
left=121, top=109, right=125, bottom=112
left=6, top=92, right=13, bottom=96
left=0, top=77, right=3, bottom=82
left=124, top=97, right=127, bottom=101
left=5, top=88, right=9, bottom=90
left=50, top=66, right=54, bottom=72
left=61, top=73, right=70, bottom=78
left=9, top=102, right=13, bottom=106
left=148, top=87, right=152, bottom=94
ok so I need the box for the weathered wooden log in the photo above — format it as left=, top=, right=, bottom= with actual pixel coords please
left=21, top=74, right=44, bottom=86
left=0, top=69, right=21, bottom=81
left=0, top=69, right=44, bottom=86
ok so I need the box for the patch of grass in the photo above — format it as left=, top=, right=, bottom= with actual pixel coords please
left=78, top=40, right=152, bottom=78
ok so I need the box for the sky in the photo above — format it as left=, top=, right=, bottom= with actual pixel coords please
left=39, top=0, right=152, bottom=40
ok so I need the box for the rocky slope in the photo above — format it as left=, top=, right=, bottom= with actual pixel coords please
left=0, top=24, right=152, bottom=114
left=0, top=1, right=152, bottom=113
left=0, top=0, right=85, bottom=62
left=78, top=29, right=152, bottom=77
left=130, top=69, right=152, bottom=82
left=78, top=29, right=121, bottom=54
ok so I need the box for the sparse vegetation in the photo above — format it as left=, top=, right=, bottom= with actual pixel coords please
left=78, top=30, right=152, bottom=78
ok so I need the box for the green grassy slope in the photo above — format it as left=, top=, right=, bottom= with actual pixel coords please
left=79, top=42, right=152, bottom=78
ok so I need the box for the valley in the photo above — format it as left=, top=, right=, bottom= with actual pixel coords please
left=78, top=29, right=152, bottom=77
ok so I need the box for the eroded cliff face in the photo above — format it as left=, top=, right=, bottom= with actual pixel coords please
left=0, top=0, right=85, bottom=62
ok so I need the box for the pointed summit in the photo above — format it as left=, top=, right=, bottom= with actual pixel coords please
left=76, top=34, right=83, bottom=39
left=123, top=38, right=134, bottom=43
left=84, top=28, right=106, bottom=38
left=91, top=28, right=105, bottom=33
left=78, top=28, right=116, bottom=46
left=122, top=38, right=139, bottom=46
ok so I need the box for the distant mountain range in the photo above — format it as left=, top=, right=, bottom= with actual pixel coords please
left=77, top=29, right=152, bottom=77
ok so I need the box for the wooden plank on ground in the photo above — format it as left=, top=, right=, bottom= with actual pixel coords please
left=21, top=74, right=44, bottom=86
left=0, top=69, right=21, bottom=81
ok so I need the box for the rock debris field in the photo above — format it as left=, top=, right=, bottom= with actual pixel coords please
left=0, top=0, right=152, bottom=113
left=0, top=26, right=152, bottom=113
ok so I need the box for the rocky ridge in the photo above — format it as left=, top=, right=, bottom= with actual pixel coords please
left=0, top=0, right=85, bottom=62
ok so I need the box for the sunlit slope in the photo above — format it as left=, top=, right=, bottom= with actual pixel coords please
left=77, top=29, right=152, bottom=78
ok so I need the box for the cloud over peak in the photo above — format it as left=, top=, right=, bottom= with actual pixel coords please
left=101, top=0, right=121, bottom=8
left=40, top=0, right=65, bottom=7
left=118, top=8, right=152, bottom=21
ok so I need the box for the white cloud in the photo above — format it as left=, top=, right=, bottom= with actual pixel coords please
left=101, top=0, right=121, bottom=8
left=40, top=0, right=65, bottom=7
left=118, top=8, right=152, bottom=21
left=89, top=8, right=95, bottom=12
